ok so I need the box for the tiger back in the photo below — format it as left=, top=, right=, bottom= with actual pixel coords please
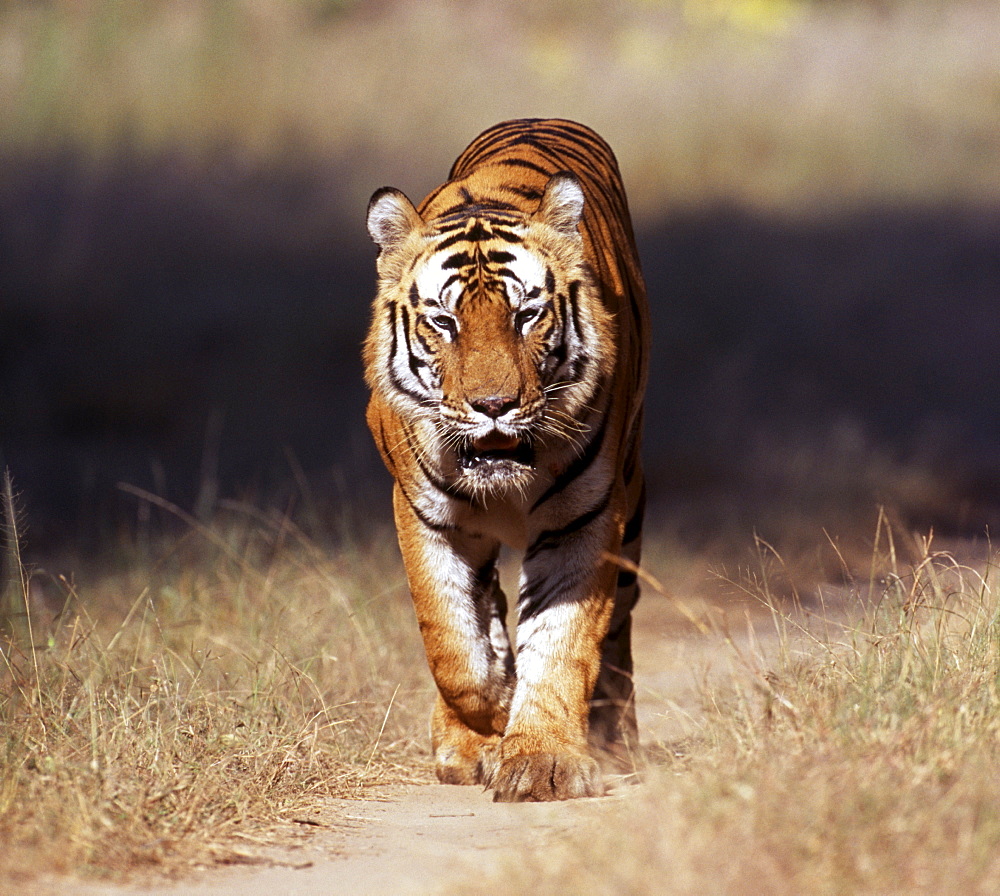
left=364, top=119, right=649, bottom=801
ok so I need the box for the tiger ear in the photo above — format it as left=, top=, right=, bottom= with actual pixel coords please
left=534, top=172, right=585, bottom=236
left=367, top=187, right=423, bottom=254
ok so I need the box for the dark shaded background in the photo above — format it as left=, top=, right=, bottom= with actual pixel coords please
left=2, top=152, right=998, bottom=560
left=2, top=1, right=999, bottom=568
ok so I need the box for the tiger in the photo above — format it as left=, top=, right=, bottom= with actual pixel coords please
left=363, top=118, right=649, bottom=802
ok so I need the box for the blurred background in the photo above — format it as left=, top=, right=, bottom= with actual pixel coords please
left=1, top=0, right=998, bottom=568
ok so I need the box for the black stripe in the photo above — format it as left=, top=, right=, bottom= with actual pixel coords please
left=622, top=483, right=646, bottom=546
left=413, top=323, right=433, bottom=355
left=435, top=201, right=475, bottom=219
left=376, top=419, right=397, bottom=473
left=536, top=312, right=555, bottom=345
left=434, top=206, right=522, bottom=227
left=506, top=185, right=543, bottom=202
left=548, top=336, right=568, bottom=374
left=496, top=156, right=554, bottom=178
left=521, top=133, right=606, bottom=173
left=387, top=304, right=427, bottom=405
left=616, top=569, right=638, bottom=589
left=403, top=425, right=478, bottom=506
left=556, top=290, right=568, bottom=334
left=488, top=228, right=523, bottom=244
left=567, top=280, right=584, bottom=338
left=449, top=122, right=625, bottom=202
left=564, top=354, right=590, bottom=385
left=623, top=429, right=643, bottom=484
left=474, top=557, right=498, bottom=591
left=465, top=220, right=492, bottom=242
left=399, top=305, right=427, bottom=382
left=420, top=182, right=448, bottom=209
left=519, top=566, right=586, bottom=620
left=531, top=410, right=608, bottom=512
left=434, top=229, right=474, bottom=252
left=512, top=138, right=604, bottom=182
left=525, top=484, right=614, bottom=562
left=530, top=121, right=615, bottom=156
left=442, top=251, right=474, bottom=269
left=397, top=480, right=456, bottom=533
left=442, top=199, right=521, bottom=215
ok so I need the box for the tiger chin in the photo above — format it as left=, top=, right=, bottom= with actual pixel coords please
left=363, top=119, right=650, bottom=802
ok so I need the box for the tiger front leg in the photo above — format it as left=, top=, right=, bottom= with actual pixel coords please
left=393, top=488, right=515, bottom=786
left=489, top=528, right=619, bottom=802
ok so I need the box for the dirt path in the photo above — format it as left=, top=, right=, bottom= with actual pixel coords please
left=34, top=591, right=798, bottom=896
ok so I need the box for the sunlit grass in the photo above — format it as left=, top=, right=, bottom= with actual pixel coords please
left=2, top=0, right=998, bottom=888
left=5, top=466, right=999, bottom=890
left=0, top=486, right=430, bottom=877
left=475, top=522, right=1000, bottom=894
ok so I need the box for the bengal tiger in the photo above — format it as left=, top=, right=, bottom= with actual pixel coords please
left=364, top=118, right=649, bottom=802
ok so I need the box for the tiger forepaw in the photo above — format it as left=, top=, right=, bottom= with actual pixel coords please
left=490, top=751, right=604, bottom=802
left=434, top=733, right=501, bottom=786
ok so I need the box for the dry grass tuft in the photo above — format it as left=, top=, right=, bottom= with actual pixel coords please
left=480, top=521, right=1000, bottom=894
left=0, top=484, right=430, bottom=878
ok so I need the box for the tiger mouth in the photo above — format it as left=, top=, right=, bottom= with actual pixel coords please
left=458, top=432, right=535, bottom=470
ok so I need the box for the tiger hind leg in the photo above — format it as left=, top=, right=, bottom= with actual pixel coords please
left=588, top=610, right=639, bottom=771
left=588, top=485, right=643, bottom=771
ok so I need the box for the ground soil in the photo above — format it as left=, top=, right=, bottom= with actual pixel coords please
left=25, top=586, right=811, bottom=896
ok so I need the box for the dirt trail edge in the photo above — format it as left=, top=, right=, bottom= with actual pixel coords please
left=36, top=591, right=812, bottom=896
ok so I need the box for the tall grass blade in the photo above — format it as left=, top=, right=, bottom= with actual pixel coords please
left=1, top=470, right=36, bottom=671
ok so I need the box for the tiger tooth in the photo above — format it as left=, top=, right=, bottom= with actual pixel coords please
left=363, top=118, right=649, bottom=802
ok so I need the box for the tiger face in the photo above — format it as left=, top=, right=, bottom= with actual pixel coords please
left=363, top=118, right=648, bottom=802
left=366, top=174, right=613, bottom=498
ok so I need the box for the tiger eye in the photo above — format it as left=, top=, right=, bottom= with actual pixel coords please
left=363, top=118, right=650, bottom=804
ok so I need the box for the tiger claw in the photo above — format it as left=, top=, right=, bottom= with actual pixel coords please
left=490, top=752, right=604, bottom=802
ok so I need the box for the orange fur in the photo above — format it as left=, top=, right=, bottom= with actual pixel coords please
left=364, top=120, right=649, bottom=800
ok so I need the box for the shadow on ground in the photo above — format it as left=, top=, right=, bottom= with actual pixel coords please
left=2, top=151, right=998, bottom=555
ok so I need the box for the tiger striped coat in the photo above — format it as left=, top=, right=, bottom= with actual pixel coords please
left=364, top=119, right=649, bottom=801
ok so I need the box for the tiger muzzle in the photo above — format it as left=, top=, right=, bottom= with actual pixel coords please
left=459, top=430, right=536, bottom=471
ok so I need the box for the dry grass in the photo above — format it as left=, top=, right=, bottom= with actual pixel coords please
left=4, top=487, right=999, bottom=891
left=478, top=521, right=1000, bottom=894
left=3, top=3, right=999, bottom=887
left=0, top=476, right=431, bottom=879
left=2, top=0, right=999, bottom=219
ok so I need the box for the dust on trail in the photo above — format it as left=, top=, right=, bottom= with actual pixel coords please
left=31, top=591, right=801, bottom=896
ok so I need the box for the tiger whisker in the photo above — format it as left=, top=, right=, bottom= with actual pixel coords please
left=543, top=381, right=578, bottom=395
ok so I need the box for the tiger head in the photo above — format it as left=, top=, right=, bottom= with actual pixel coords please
left=365, top=174, right=613, bottom=497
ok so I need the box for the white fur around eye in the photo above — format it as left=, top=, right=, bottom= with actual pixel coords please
left=429, top=313, right=459, bottom=341
left=514, top=306, right=541, bottom=336
left=506, top=278, right=526, bottom=304
left=509, top=251, right=546, bottom=292
left=417, top=261, right=463, bottom=311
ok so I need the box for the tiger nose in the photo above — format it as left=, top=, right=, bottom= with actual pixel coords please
left=470, top=395, right=520, bottom=419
